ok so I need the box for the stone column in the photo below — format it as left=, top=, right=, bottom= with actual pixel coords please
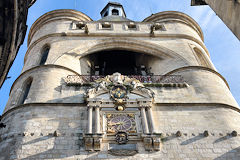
left=95, top=106, right=101, bottom=134
left=147, top=106, right=156, bottom=133
left=88, top=106, right=93, bottom=134
left=140, top=107, right=149, bottom=134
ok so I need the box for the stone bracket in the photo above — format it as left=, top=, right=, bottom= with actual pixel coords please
left=142, top=134, right=162, bottom=151
left=84, top=137, right=93, bottom=151
left=84, top=134, right=103, bottom=151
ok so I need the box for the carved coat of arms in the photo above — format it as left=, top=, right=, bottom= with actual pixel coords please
left=85, top=72, right=154, bottom=101
left=110, top=85, right=128, bottom=104
left=115, top=132, right=128, bottom=144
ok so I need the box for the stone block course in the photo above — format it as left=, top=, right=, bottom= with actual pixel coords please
left=1, top=5, right=240, bottom=160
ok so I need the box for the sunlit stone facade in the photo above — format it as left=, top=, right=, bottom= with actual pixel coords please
left=0, top=2, right=240, bottom=160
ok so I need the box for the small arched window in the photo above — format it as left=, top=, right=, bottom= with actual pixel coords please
left=39, top=46, right=50, bottom=65
left=19, top=78, right=33, bottom=105
left=112, top=9, right=119, bottom=16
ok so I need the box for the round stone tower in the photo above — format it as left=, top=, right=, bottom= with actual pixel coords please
left=1, top=2, right=240, bottom=160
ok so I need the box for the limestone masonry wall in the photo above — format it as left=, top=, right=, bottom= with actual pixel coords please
left=1, top=105, right=240, bottom=159
left=1, top=9, right=239, bottom=160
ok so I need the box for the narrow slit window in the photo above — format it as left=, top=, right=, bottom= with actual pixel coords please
left=19, top=78, right=32, bottom=105
left=40, top=47, right=49, bottom=65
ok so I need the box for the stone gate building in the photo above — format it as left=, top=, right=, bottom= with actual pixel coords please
left=0, top=2, right=240, bottom=160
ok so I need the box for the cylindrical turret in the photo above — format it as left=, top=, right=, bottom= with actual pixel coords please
left=1, top=3, right=240, bottom=160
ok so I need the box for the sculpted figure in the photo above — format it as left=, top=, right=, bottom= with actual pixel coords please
left=96, top=81, right=108, bottom=91
left=131, top=80, right=144, bottom=89
left=138, top=86, right=155, bottom=98
left=86, top=88, right=96, bottom=98
left=111, top=72, right=124, bottom=84
left=85, top=72, right=154, bottom=99
left=115, top=132, right=128, bottom=144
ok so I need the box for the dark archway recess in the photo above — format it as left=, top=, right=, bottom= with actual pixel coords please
left=88, top=50, right=152, bottom=76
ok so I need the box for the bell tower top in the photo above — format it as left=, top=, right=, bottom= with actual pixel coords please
left=100, top=2, right=127, bottom=18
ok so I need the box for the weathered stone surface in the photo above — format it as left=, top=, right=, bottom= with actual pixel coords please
left=1, top=2, right=240, bottom=160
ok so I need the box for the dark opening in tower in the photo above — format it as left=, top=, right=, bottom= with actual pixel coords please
left=98, top=50, right=136, bottom=75
left=112, top=9, right=119, bottom=16
left=81, top=50, right=156, bottom=76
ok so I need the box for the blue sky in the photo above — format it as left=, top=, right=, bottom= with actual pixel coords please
left=0, top=0, right=239, bottom=114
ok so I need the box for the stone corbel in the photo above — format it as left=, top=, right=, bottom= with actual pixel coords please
left=84, top=136, right=94, bottom=151
left=84, top=134, right=103, bottom=151
left=93, top=137, right=102, bottom=151
left=143, top=137, right=153, bottom=151
left=143, top=136, right=161, bottom=151
left=153, top=137, right=161, bottom=151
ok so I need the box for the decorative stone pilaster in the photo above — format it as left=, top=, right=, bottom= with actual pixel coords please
left=146, top=106, right=156, bottom=133
left=87, top=101, right=102, bottom=134
left=140, top=101, right=161, bottom=151
left=87, top=106, right=93, bottom=134
left=140, top=107, right=149, bottom=134
left=85, top=102, right=103, bottom=151
left=95, top=106, right=101, bottom=134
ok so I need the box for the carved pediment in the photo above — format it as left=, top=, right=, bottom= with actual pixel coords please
left=86, top=73, right=154, bottom=101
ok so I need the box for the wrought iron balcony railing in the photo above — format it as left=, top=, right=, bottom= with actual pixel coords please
left=64, top=75, right=186, bottom=85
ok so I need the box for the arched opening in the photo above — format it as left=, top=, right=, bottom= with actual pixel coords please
left=112, top=9, right=119, bottom=16
left=39, top=46, right=50, bottom=65
left=80, top=49, right=160, bottom=76
left=18, top=77, right=33, bottom=105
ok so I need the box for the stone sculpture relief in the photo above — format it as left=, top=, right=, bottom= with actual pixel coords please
left=86, top=72, right=155, bottom=99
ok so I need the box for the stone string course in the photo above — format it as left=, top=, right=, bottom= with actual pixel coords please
left=1, top=133, right=240, bottom=159
left=1, top=7, right=240, bottom=160
left=1, top=105, right=240, bottom=159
